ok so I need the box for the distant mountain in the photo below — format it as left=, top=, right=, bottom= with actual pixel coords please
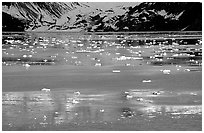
left=2, top=2, right=202, bottom=32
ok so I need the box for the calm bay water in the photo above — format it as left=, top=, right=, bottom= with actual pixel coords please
left=2, top=32, right=202, bottom=130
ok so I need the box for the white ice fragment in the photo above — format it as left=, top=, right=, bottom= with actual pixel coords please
left=72, top=56, right=77, bottom=59
left=126, top=63, right=131, bottom=66
left=162, top=69, right=171, bottom=74
left=41, top=88, right=50, bottom=92
left=136, top=98, right=144, bottom=101
left=126, top=94, right=133, bottom=99
left=142, top=80, right=152, bottom=83
left=74, top=91, right=80, bottom=96
left=22, top=55, right=27, bottom=58
left=95, top=63, right=102, bottom=66
left=112, top=69, right=121, bottom=73
left=184, top=69, right=190, bottom=72
left=100, top=109, right=105, bottom=112
left=43, top=115, right=47, bottom=119
left=152, top=91, right=161, bottom=95
left=23, top=64, right=30, bottom=69
left=72, top=99, right=79, bottom=104
left=55, top=112, right=59, bottom=115
left=28, top=55, right=33, bottom=58
left=190, top=92, right=197, bottom=96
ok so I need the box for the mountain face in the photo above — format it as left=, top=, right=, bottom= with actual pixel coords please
left=2, top=2, right=202, bottom=32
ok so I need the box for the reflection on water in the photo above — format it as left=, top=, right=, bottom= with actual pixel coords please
left=2, top=89, right=202, bottom=130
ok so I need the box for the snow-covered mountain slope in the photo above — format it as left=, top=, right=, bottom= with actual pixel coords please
left=2, top=2, right=202, bottom=32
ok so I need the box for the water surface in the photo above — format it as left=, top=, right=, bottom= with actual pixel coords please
left=2, top=31, right=202, bottom=130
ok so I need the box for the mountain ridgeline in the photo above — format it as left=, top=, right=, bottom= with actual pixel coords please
left=2, top=2, right=202, bottom=32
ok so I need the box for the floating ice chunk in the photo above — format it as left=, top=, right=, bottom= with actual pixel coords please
left=43, top=115, right=47, bottom=119
left=23, top=64, right=30, bottom=69
left=125, top=91, right=133, bottom=99
left=112, top=70, right=121, bottom=73
left=95, top=63, right=102, bottom=66
left=28, top=55, right=32, bottom=58
left=22, top=55, right=27, bottom=58
left=91, top=58, right=96, bottom=60
left=126, top=63, right=131, bottom=66
left=162, top=69, right=171, bottom=74
left=55, top=111, right=60, bottom=115
left=126, top=94, right=133, bottom=99
left=74, top=91, right=80, bottom=96
left=100, top=109, right=105, bottom=112
left=152, top=91, right=161, bottom=95
left=190, top=92, right=197, bottom=96
left=41, top=88, right=50, bottom=92
left=142, top=80, right=152, bottom=83
left=136, top=98, right=144, bottom=101
left=72, top=56, right=77, bottom=59
left=72, top=99, right=79, bottom=104
left=184, top=69, right=190, bottom=72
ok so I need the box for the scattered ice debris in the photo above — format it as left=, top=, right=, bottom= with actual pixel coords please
left=152, top=91, right=161, bottom=95
left=72, top=99, right=79, bottom=104
left=136, top=98, right=144, bottom=101
left=126, top=63, right=131, bottom=66
left=112, top=70, right=121, bottom=73
left=71, top=56, right=77, bottom=59
left=148, top=115, right=156, bottom=118
left=126, top=94, right=133, bottom=99
left=100, top=109, right=105, bottom=112
left=43, top=115, right=47, bottom=120
left=95, top=63, right=102, bottom=66
left=161, top=69, right=171, bottom=74
left=74, top=91, right=80, bottom=96
left=142, top=80, right=152, bottom=83
left=55, top=112, right=60, bottom=115
left=22, top=55, right=27, bottom=58
left=23, top=63, right=30, bottom=69
left=184, top=69, right=190, bottom=72
left=190, top=92, right=197, bottom=96
left=41, top=88, right=51, bottom=92
left=91, top=57, right=96, bottom=60
left=124, top=91, right=133, bottom=99
left=28, top=55, right=32, bottom=58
